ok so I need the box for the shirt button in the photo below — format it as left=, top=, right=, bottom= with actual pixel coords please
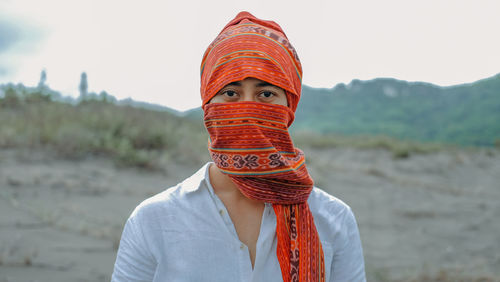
left=240, top=243, right=245, bottom=250
left=219, top=209, right=224, bottom=215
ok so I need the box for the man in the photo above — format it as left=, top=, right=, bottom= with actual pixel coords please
left=112, top=11, right=365, bottom=282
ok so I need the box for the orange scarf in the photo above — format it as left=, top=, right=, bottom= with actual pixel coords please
left=201, top=12, right=325, bottom=281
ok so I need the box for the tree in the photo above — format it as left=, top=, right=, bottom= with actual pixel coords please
left=79, top=72, right=88, bottom=99
left=99, top=90, right=109, bottom=102
left=37, top=69, right=47, bottom=90
left=0, top=85, right=20, bottom=107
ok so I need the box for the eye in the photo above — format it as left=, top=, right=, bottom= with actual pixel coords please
left=259, top=91, right=275, bottom=99
left=218, top=90, right=239, bottom=100
left=222, top=90, right=237, bottom=97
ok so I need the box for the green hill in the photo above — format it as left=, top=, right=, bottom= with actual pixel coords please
left=293, top=74, right=500, bottom=146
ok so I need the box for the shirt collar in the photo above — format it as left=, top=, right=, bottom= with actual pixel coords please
left=181, top=162, right=214, bottom=194
left=186, top=162, right=272, bottom=208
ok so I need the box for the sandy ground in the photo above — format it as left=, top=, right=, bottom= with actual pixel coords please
left=0, top=147, right=499, bottom=281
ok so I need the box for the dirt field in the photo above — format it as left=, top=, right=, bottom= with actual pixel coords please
left=1, top=147, right=499, bottom=281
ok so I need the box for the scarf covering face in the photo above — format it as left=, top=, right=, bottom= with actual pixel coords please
left=201, top=12, right=325, bottom=282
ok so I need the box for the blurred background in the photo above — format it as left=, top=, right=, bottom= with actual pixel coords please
left=1, top=0, right=499, bottom=281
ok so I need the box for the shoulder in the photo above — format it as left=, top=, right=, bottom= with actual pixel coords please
left=308, top=187, right=354, bottom=223
left=128, top=163, right=210, bottom=226
left=307, top=187, right=359, bottom=246
left=129, top=184, right=180, bottom=222
left=308, top=188, right=366, bottom=281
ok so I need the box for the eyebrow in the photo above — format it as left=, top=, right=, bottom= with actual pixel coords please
left=256, top=81, right=276, bottom=87
left=226, top=81, right=279, bottom=88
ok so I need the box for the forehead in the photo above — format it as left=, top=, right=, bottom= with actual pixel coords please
left=225, top=77, right=282, bottom=88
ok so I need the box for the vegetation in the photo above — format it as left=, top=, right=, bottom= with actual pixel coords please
left=0, top=83, right=208, bottom=170
left=293, top=74, right=500, bottom=147
left=2, top=72, right=497, bottom=168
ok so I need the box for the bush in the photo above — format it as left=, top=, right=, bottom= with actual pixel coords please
left=495, top=139, right=500, bottom=148
left=0, top=95, right=208, bottom=169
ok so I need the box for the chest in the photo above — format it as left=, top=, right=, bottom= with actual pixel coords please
left=150, top=203, right=334, bottom=282
left=221, top=197, right=265, bottom=267
left=152, top=203, right=280, bottom=281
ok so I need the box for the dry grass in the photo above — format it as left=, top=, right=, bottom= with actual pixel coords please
left=0, top=93, right=208, bottom=169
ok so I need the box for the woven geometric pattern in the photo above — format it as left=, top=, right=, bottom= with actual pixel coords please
left=204, top=102, right=325, bottom=282
left=201, top=12, right=325, bottom=282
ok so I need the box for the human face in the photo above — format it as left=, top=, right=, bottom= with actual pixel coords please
left=209, top=77, right=288, bottom=106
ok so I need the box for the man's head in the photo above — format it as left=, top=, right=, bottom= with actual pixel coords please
left=200, top=11, right=302, bottom=112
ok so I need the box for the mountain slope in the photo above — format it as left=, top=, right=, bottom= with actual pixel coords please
left=293, top=74, right=500, bottom=146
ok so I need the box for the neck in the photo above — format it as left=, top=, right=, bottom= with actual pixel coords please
left=209, top=163, right=263, bottom=205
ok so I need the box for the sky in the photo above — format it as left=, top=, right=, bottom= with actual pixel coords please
left=1, top=0, right=499, bottom=111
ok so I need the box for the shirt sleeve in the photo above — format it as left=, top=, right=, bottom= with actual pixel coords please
left=111, top=215, right=157, bottom=282
left=330, top=207, right=366, bottom=282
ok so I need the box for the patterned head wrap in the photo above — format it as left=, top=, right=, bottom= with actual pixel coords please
left=201, top=11, right=325, bottom=282
left=200, top=11, right=302, bottom=113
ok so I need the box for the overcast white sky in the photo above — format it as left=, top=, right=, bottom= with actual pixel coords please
left=1, top=0, right=499, bottom=111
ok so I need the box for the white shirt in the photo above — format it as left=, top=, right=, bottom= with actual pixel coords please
left=112, top=163, right=366, bottom=282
